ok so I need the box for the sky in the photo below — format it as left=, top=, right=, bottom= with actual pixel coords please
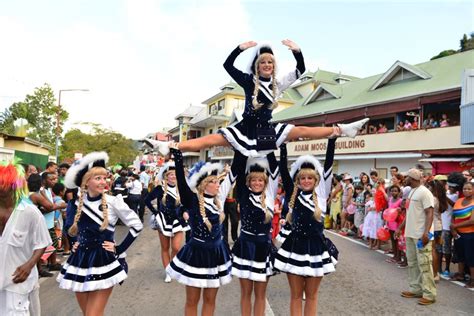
left=0, top=0, right=472, bottom=139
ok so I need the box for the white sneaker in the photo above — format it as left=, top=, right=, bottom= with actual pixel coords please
left=142, top=138, right=170, bottom=156
left=338, top=118, right=370, bottom=138
left=164, top=273, right=172, bottom=283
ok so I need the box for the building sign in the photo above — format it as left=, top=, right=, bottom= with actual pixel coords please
left=287, top=126, right=474, bottom=157
left=293, top=139, right=366, bottom=154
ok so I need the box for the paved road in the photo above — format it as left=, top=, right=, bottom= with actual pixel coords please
left=40, top=214, right=474, bottom=315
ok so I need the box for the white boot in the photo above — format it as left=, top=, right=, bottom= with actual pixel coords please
left=164, top=273, right=172, bottom=283
left=142, top=138, right=170, bottom=156
left=338, top=118, right=369, bottom=138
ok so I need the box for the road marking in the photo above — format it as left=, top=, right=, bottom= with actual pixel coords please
left=325, top=230, right=474, bottom=293
left=265, top=298, right=275, bottom=316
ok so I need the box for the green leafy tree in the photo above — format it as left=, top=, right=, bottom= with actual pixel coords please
left=60, top=123, right=138, bottom=166
left=460, top=32, right=474, bottom=51
left=430, top=49, right=457, bottom=60
left=0, top=83, right=68, bottom=146
left=432, top=32, right=474, bottom=60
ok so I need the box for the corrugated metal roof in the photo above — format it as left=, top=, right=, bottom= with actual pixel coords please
left=273, top=50, right=474, bottom=122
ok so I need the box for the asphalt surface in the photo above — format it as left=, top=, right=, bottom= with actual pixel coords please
left=40, top=213, right=474, bottom=315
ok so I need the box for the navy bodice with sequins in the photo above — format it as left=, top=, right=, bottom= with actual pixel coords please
left=286, top=190, right=324, bottom=238
left=239, top=190, right=272, bottom=235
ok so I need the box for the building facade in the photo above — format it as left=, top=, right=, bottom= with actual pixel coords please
left=272, top=50, right=474, bottom=177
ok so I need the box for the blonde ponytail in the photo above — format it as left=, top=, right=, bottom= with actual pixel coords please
left=99, top=193, right=109, bottom=230
left=161, top=181, right=167, bottom=205
left=68, top=184, right=86, bottom=236
left=312, top=191, right=322, bottom=222
left=285, top=182, right=299, bottom=224
left=260, top=191, right=273, bottom=223
left=198, top=193, right=212, bottom=231
left=252, top=74, right=263, bottom=110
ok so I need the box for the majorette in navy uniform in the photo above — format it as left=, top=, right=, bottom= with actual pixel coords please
left=274, top=140, right=337, bottom=277
left=145, top=161, right=189, bottom=236
left=57, top=152, right=143, bottom=292
left=165, top=148, right=237, bottom=287
left=231, top=151, right=280, bottom=282
left=218, top=43, right=305, bottom=157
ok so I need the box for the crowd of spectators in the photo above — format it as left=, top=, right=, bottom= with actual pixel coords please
left=326, top=165, right=474, bottom=293
left=362, top=112, right=453, bottom=135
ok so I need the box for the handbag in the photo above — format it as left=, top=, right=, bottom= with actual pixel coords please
left=256, top=126, right=277, bottom=151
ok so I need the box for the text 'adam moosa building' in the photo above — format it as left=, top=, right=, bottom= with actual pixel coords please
left=270, top=50, right=474, bottom=178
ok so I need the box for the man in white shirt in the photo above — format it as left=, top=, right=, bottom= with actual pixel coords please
left=397, top=168, right=436, bottom=305
left=0, top=162, right=51, bottom=315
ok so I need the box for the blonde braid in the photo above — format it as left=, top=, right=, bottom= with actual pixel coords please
left=214, top=197, right=225, bottom=223
left=261, top=191, right=273, bottom=223
left=99, top=193, right=109, bottom=231
left=68, top=185, right=86, bottom=236
left=252, top=74, right=263, bottom=110
left=312, top=191, right=322, bottom=222
left=285, top=182, right=299, bottom=224
left=198, top=193, right=212, bottom=231
left=161, top=181, right=167, bottom=205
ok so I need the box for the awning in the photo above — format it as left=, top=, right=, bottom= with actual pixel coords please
left=419, top=157, right=472, bottom=162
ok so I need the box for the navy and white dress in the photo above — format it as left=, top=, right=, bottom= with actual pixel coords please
left=218, top=46, right=305, bottom=157
left=57, top=194, right=143, bottom=292
left=166, top=148, right=236, bottom=288
left=231, top=152, right=279, bottom=282
left=274, top=141, right=337, bottom=277
left=145, top=184, right=190, bottom=236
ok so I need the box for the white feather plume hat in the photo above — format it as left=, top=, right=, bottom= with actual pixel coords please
left=64, top=152, right=109, bottom=189
left=188, top=162, right=223, bottom=192
left=289, top=155, right=323, bottom=181
left=157, top=161, right=176, bottom=182
left=246, top=41, right=276, bottom=75
left=245, top=157, right=270, bottom=174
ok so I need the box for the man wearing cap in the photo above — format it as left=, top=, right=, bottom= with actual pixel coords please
left=397, top=168, right=436, bottom=305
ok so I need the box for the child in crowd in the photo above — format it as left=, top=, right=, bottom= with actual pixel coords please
left=52, top=183, right=68, bottom=254
left=353, top=185, right=365, bottom=238
left=385, top=185, right=402, bottom=263
left=362, top=191, right=382, bottom=249
left=440, top=186, right=459, bottom=276
left=395, top=199, right=408, bottom=268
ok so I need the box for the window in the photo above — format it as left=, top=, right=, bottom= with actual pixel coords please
left=218, top=99, right=225, bottom=111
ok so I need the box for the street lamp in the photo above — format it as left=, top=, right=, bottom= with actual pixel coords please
left=55, top=89, right=89, bottom=162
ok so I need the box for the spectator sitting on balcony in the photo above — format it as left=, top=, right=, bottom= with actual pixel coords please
left=396, top=121, right=405, bottom=132
left=423, top=114, right=434, bottom=129
left=412, top=118, right=419, bottom=130
left=377, top=123, right=388, bottom=134
left=403, top=120, right=412, bottom=131
left=440, top=113, right=450, bottom=127
left=368, top=124, right=377, bottom=134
